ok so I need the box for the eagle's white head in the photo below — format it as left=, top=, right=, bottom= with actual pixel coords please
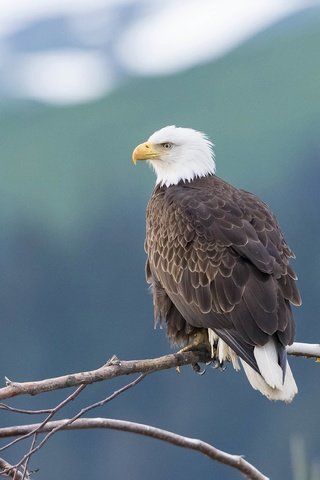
left=132, top=125, right=216, bottom=187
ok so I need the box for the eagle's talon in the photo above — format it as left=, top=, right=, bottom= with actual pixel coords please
left=209, top=359, right=227, bottom=371
left=192, top=363, right=206, bottom=375
left=211, top=359, right=221, bottom=369
left=219, top=361, right=227, bottom=372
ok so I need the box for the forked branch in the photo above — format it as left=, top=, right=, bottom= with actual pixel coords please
left=0, top=341, right=317, bottom=479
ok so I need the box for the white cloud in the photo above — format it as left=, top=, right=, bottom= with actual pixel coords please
left=116, top=0, right=305, bottom=75
left=10, top=50, right=112, bottom=104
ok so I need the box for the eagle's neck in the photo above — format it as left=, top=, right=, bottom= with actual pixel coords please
left=150, top=151, right=216, bottom=188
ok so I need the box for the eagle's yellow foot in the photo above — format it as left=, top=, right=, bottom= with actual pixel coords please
left=178, top=329, right=211, bottom=354
left=176, top=330, right=211, bottom=374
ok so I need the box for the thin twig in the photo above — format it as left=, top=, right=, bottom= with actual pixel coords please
left=0, top=417, right=269, bottom=480
left=21, top=434, right=36, bottom=480
left=0, top=385, right=86, bottom=453
left=0, top=404, right=52, bottom=415
left=12, top=374, right=147, bottom=472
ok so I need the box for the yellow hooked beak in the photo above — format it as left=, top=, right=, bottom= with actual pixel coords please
left=132, top=142, right=161, bottom=165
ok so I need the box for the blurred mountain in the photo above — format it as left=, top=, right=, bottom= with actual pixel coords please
left=1, top=8, right=320, bottom=480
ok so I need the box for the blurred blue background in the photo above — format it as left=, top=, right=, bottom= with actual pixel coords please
left=0, top=1, right=320, bottom=478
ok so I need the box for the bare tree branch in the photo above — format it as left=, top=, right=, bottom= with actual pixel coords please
left=0, top=342, right=318, bottom=401
left=287, top=342, right=320, bottom=359
left=0, top=352, right=208, bottom=400
left=0, top=417, right=269, bottom=480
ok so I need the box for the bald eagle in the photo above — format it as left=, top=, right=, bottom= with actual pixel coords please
left=132, top=125, right=301, bottom=402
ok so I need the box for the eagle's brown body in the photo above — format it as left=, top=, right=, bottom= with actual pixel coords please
left=133, top=125, right=300, bottom=400
left=145, top=174, right=301, bottom=374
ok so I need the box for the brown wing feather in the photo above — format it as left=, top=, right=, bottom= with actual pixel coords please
left=145, top=175, right=301, bottom=370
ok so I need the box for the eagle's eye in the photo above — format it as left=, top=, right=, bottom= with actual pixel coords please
left=161, top=142, right=173, bottom=150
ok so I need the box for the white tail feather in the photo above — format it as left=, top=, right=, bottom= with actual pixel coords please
left=253, top=339, right=283, bottom=389
left=248, top=338, right=298, bottom=401
left=207, top=329, right=298, bottom=402
left=241, top=358, right=298, bottom=402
